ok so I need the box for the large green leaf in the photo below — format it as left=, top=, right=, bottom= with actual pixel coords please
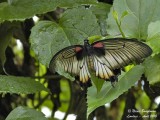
left=90, top=2, right=111, bottom=36
left=147, top=21, right=160, bottom=55
left=143, top=55, right=160, bottom=84
left=107, top=0, right=160, bottom=39
left=59, top=7, right=101, bottom=44
left=87, top=65, right=144, bottom=117
left=6, top=106, right=48, bottom=120
left=30, top=21, right=70, bottom=67
left=0, top=75, right=49, bottom=94
left=90, top=72, right=104, bottom=93
left=0, top=0, right=97, bottom=22
left=30, top=7, right=101, bottom=67
left=90, top=2, right=111, bottom=19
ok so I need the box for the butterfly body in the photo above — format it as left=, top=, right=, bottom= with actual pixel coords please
left=75, top=40, right=101, bottom=59
left=49, top=38, right=152, bottom=83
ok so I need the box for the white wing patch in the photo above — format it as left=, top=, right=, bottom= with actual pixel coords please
left=92, top=55, right=114, bottom=79
left=79, top=57, right=91, bottom=83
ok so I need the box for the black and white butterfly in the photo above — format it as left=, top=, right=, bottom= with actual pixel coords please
left=49, top=38, right=152, bottom=84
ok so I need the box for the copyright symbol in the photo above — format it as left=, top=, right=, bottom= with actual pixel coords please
left=128, top=109, right=131, bottom=113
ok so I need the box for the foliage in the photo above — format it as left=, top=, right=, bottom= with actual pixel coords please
left=0, top=75, right=49, bottom=94
left=87, top=65, right=144, bottom=116
left=0, top=0, right=160, bottom=120
left=5, top=106, right=47, bottom=120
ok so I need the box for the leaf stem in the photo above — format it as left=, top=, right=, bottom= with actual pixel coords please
left=112, top=9, right=126, bottom=38
left=115, top=18, right=125, bottom=38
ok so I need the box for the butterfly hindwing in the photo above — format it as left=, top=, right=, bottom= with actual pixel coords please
left=91, top=55, right=113, bottom=79
left=79, top=57, right=91, bottom=83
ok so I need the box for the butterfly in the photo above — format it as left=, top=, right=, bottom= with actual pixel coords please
left=49, top=38, right=152, bottom=84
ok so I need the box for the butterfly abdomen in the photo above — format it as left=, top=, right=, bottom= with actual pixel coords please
left=87, top=56, right=94, bottom=70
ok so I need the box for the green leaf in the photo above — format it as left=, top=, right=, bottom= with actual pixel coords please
left=120, top=11, right=128, bottom=20
left=30, top=20, right=73, bottom=81
left=30, top=21, right=71, bottom=67
left=90, top=72, right=104, bottom=93
left=136, top=92, right=151, bottom=110
left=90, top=2, right=111, bottom=19
left=55, top=0, right=97, bottom=8
left=6, top=106, right=48, bottom=120
left=59, top=7, right=101, bottom=44
left=90, top=3, right=111, bottom=36
left=0, top=75, right=49, bottom=94
left=143, top=55, right=160, bottom=84
left=30, top=7, right=101, bottom=67
left=0, top=0, right=97, bottom=22
left=107, top=0, right=160, bottom=39
left=147, top=21, right=160, bottom=55
left=87, top=65, right=144, bottom=117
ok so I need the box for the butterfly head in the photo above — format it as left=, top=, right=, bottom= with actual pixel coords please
left=84, top=39, right=90, bottom=46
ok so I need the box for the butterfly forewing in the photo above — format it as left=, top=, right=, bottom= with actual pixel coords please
left=92, top=38, right=152, bottom=71
left=92, top=55, right=114, bottom=79
left=50, top=45, right=82, bottom=75
left=49, top=45, right=91, bottom=83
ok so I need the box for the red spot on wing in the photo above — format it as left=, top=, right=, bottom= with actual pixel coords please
left=75, top=47, right=83, bottom=53
left=93, top=42, right=104, bottom=48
